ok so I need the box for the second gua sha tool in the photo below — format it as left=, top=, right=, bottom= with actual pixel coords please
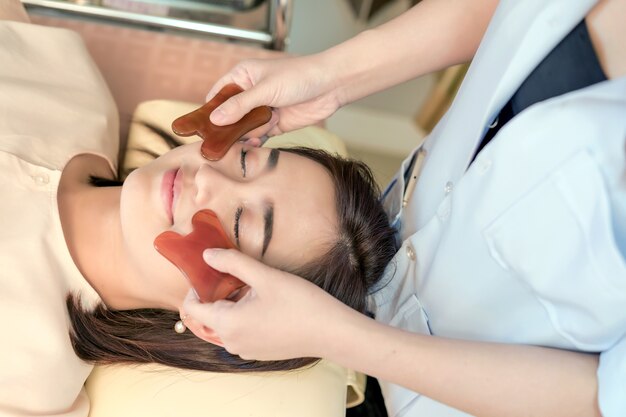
left=154, top=209, right=245, bottom=303
left=171, top=83, right=272, bottom=161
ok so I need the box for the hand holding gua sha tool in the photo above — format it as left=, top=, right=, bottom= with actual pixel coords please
left=154, top=210, right=246, bottom=303
left=171, top=83, right=272, bottom=161
left=158, top=85, right=267, bottom=302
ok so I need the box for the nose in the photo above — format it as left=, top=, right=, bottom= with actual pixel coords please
left=194, top=163, right=240, bottom=209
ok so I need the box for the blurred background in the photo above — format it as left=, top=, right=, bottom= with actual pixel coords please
left=24, top=0, right=464, bottom=185
left=288, top=0, right=433, bottom=186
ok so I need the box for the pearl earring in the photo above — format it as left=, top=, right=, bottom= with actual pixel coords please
left=174, top=315, right=188, bottom=334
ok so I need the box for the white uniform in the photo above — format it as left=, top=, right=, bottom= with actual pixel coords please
left=373, top=0, right=626, bottom=416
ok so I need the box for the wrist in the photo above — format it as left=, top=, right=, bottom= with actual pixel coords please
left=319, top=29, right=381, bottom=107
left=317, top=303, right=380, bottom=365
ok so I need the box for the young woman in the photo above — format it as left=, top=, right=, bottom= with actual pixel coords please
left=0, top=3, right=396, bottom=416
left=64, top=142, right=396, bottom=369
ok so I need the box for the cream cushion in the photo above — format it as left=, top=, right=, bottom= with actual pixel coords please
left=86, top=100, right=364, bottom=416
left=86, top=361, right=353, bottom=417
left=120, top=100, right=348, bottom=179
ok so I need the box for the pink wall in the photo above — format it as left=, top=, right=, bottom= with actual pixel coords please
left=29, top=14, right=284, bottom=149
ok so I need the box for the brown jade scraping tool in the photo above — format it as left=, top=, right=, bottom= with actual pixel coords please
left=154, top=210, right=245, bottom=303
left=171, top=84, right=272, bottom=161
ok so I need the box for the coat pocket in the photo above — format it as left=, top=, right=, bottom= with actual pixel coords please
left=483, top=149, right=626, bottom=350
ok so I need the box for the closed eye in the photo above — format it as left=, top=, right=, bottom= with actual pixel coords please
left=240, top=148, right=248, bottom=177
left=234, top=206, right=243, bottom=247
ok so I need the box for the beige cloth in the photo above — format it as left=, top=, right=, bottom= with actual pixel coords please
left=0, top=21, right=118, bottom=416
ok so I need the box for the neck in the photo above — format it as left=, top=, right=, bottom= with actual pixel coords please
left=58, top=155, right=168, bottom=311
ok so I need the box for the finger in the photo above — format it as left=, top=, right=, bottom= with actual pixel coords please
left=202, top=248, right=277, bottom=289
left=267, top=123, right=286, bottom=138
left=241, top=137, right=263, bottom=147
left=183, top=287, right=200, bottom=306
left=205, top=76, right=235, bottom=104
left=207, top=59, right=261, bottom=103
left=180, top=305, right=215, bottom=341
left=182, top=289, right=207, bottom=320
left=242, top=110, right=279, bottom=139
left=182, top=289, right=215, bottom=323
left=183, top=289, right=233, bottom=329
left=210, top=86, right=273, bottom=126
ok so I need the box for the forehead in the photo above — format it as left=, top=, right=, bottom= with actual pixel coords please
left=259, top=148, right=338, bottom=269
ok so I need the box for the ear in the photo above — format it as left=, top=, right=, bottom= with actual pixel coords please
left=187, top=321, right=225, bottom=347
left=178, top=307, right=225, bottom=347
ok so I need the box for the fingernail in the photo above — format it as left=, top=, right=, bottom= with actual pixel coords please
left=210, top=108, right=226, bottom=124
left=203, top=248, right=223, bottom=261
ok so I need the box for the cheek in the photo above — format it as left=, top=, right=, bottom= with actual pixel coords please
left=120, top=170, right=150, bottom=238
left=121, top=163, right=172, bottom=233
left=120, top=171, right=172, bottom=275
left=121, top=180, right=190, bottom=298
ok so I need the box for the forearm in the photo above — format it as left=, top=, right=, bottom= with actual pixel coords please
left=0, top=0, right=30, bottom=23
left=321, top=0, right=498, bottom=106
left=323, top=308, right=600, bottom=417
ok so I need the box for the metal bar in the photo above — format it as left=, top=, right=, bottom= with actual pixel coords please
left=23, top=0, right=273, bottom=45
left=267, top=0, right=292, bottom=50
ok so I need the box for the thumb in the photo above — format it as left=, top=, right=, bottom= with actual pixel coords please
left=202, top=248, right=275, bottom=289
left=210, top=87, right=272, bottom=126
left=182, top=288, right=233, bottom=330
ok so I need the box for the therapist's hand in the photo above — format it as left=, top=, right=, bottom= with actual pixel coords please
left=182, top=248, right=356, bottom=360
left=206, top=54, right=342, bottom=141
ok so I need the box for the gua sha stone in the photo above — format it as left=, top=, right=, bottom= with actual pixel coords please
left=154, top=209, right=245, bottom=303
left=171, top=83, right=272, bottom=161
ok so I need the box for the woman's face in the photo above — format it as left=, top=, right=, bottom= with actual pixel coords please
left=120, top=142, right=337, bottom=309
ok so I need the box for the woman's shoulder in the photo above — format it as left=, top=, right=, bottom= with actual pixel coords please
left=0, top=20, right=120, bottom=172
left=60, top=153, right=116, bottom=189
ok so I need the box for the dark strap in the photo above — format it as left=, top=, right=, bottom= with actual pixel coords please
left=473, top=19, right=608, bottom=160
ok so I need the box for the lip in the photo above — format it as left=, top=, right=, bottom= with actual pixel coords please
left=172, top=167, right=183, bottom=220
left=161, top=168, right=178, bottom=224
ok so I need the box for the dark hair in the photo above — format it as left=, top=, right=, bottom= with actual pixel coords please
left=68, top=140, right=397, bottom=373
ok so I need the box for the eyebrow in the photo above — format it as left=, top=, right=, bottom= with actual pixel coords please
left=266, top=148, right=279, bottom=171
left=262, top=204, right=274, bottom=257
left=261, top=149, right=279, bottom=256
